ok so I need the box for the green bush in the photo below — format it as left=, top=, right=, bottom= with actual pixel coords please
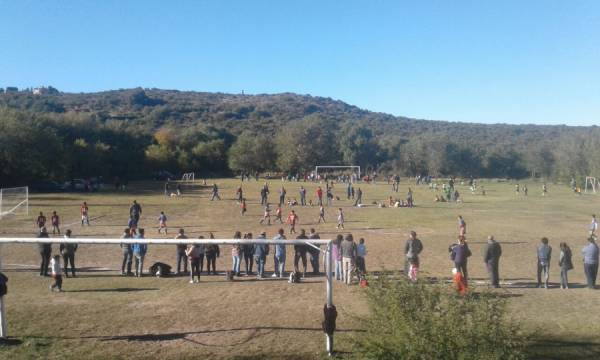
left=354, top=274, right=527, bottom=360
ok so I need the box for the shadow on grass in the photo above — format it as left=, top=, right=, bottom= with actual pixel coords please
left=527, top=337, right=600, bottom=360
left=0, top=338, right=23, bottom=346
left=66, top=287, right=159, bottom=293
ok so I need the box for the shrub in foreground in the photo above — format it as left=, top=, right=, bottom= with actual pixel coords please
left=354, top=274, right=527, bottom=360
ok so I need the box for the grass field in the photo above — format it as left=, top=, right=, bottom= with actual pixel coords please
left=0, top=178, right=600, bottom=359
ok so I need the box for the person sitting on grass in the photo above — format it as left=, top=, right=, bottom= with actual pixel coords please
left=50, top=254, right=63, bottom=292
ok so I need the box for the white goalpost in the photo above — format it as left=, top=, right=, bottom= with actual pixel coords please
left=585, top=176, right=597, bottom=193
left=0, top=187, right=29, bottom=219
left=0, top=237, right=336, bottom=354
left=315, top=166, right=361, bottom=180
left=181, top=172, right=195, bottom=182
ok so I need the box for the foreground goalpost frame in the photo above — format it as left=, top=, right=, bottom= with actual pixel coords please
left=315, top=166, right=361, bottom=180
left=0, top=237, right=334, bottom=353
left=585, top=176, right=597, bottom=193
left=0, top=186, right=29, bottom=219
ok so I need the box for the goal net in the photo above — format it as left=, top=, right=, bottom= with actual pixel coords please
left=0, top=187, right=29, bottom=218
left=181, top=172, right=195, bottom=182
left=315, top=166, right=361, bottom=181
left=585, top=176, right=597, bottom=193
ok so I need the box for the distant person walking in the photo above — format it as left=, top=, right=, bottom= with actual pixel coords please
left=318, top=205, right=326, bottom=223
left=582, top=236, right=599, bottom=289
left=129, top=200, right=142, bottom=226
left=299, top=186, right=307, bottom=206
left=558, top=242, right=573, bottom=289
left=51, top=211, right=60, bottom=235
left=287, top=210, right=299, bottom=234
left=590, top=215, right=598, bottom=236
left=458, top=215, right=467, bottom=237
left=483, top=235, right=502, bottom=288
left=336, top=208, right=344, bottom=230
left=158, top=211, right=168, bottom=234
left=210, top=183, right=221, bottom=201
left=59, top=229, right=77, bottom=277
left=404, top=231, right=423, bottom=280
left=354, top=188, right=363, bottom=206
left=536, top=237, right=552, bottom=289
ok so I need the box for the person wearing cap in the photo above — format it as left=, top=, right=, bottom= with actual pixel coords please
left=483, top=235, right=502, bottom=288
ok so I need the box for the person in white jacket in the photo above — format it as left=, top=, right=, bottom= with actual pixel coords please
left=50, top=255, right=63, bottom=292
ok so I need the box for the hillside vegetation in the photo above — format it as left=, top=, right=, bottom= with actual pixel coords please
left=1, top=88, right=599, bottom=185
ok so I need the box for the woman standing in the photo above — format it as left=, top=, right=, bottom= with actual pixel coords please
left=232, top=231, right=242, bottom=276
left=559, top=242, right=573, bottom=289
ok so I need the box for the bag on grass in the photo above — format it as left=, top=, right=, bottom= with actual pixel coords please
left=149, top=262, right=172, bottom=277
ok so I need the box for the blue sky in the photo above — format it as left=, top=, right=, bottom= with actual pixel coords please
left=1, top=1, right=598, bottom=125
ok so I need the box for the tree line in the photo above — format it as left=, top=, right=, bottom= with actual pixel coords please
left=1, top=89, right=599, bottom=186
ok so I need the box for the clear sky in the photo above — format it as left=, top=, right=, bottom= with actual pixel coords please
left=1, top=1, right=598, bottom=125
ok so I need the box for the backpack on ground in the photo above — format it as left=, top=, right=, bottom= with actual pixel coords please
left=149, top=262, right=172, bottom=277
left=288, top=271, right=301, bottom=283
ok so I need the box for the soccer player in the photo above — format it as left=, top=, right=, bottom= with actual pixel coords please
left=316, top=187, right=323, bottom=206
left=50, top=211, right=60, bottom=235
left=318, top=205, right=326, bottom=223
left=36, top=211, right=47, bottom=230
left=336, top=208, right=344, bottom=230
left=241, top=198, right=247, bottom=216
left=210, top=183, right=221, bottom=201
left=236, top=186, right=243, bottom=203
left=274, top=205, right=284, bottom=224
left=259, top=203, right=271, bottom=225
left=80, top=202, right=90, bottom=226
left=158, top=211, right=168, bottom=234
left=287, top=210, right=299, bottom=234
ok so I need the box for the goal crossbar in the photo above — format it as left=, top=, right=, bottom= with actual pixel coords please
left=0, top=237, right=335, bottom=353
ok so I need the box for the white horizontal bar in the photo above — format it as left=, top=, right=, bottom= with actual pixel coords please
left=0, top=238, right=332, bottom=245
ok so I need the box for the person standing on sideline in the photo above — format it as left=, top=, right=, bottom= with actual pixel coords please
left=174, top=229, right=188, bottom=275
left=346, top=182, right=352, bottom=200
left=241, top=198, right=247, bottom=216
left=236, top=186, right=243, bottom=203
left=308, top=228, right=321, bottom=275
left=333, top=235, right=343, bottom=281
left=279, top=186, right=287, bottom=207
left=336, top=208, right=345, bottom=230
left=582, top=236, right=599, bottom=289
left=36, top=211, right=47, bottom=230
left=59, top=229, right=77, bottom=277
left=130, top=200, right=142, bottom=226
left=80, top=202, right=90, bottom=226
left=542, top=183, right=548, bottom=196
left=287, top=210, right=299, bottom=234
left=450, top=236, right=472, bottom=285
left=205, top=233, right=220, bottom=275
left=483, top=235, right=502, bottom=288
left=132, top=228, right=147, bottom=277
left=253, top=231, right=269, bottom=279
left=120, top=228, right=133, bottom=275
left=536, top=237, right=552, bottom=288
left=340, top=234, right=357, bottom=285
left=318, top=205, right=326, bottom=223
left=316, top=187, right=323, bottom=206
left=272, top=228, right=287, bottom=278
left=404, top=231, right=423, bottom=280
left=232, top=231, right=243, bottom=277
left=51, top=211, right=60, bottom=235
left=299, top=186, right=307, bottom=206
left=558, top=242, right=573, bottom=289
left=49, top=255, right=63, bottom=292
left=242, top=233, right=254, bottom=276
left=38, top=227, right=52, bottom=277
left=458, top=215, right=467, bottom=237
left=356, top=238, right=367, bottom=275
left=186, top=242, right=202, bottom=283
left=210, top=183, right=221, bottom=201
left=354, top=188, right=363, bottom=206
left=590, top=214, right=598, bottom=236
left=294, top=229, right=309, bottom=277
left=260, top=184, right=269, bottom=205
left=158, top=211, right=168, bottom=234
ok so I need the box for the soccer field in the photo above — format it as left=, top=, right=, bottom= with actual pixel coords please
left=0, top=178, right=599, bottom=359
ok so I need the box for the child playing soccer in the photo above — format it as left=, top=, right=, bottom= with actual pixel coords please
left=51, top=211, right=60, bottom=235
left=50, top=255, right=63, bottom=292
left=318, top=205, right=326, bottom=223
left=336, top=208, right=344, bottom=230
left=158, top=211, right=168, bottom=234
left=286, top=210, right=299, bottom=234
left=452, top=267, right=467, bottom=295
left=274, top=205, right=284, bottom=224
left=259, top=203, right=271, bottom=225
left=80, top=202, right=90, bottom=226
left=241, top=198, right=247, bottom=216
left=36, top=212, right=47, bottom=230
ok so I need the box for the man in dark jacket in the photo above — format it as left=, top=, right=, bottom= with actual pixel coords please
left=294, top=229, right=309, bottom=277
left=308, top=228, right=321, bottom=275
left=483, top=235, right=502, bottom=288
left=451, top=236, right=472, bottom=285
left=174, top=228, right=188, bottom=275
left=129, top=200, right=142, bottom=225
left=404, top=231, right=423, bottom=276
left=253, top=231, right=269, bottom=278
left=38, top=227, right=51, bottom=276
left=59, top=229, right=78, bottom=277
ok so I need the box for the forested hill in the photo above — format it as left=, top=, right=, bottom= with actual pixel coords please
left=1, top=88, right=599, bottom=185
